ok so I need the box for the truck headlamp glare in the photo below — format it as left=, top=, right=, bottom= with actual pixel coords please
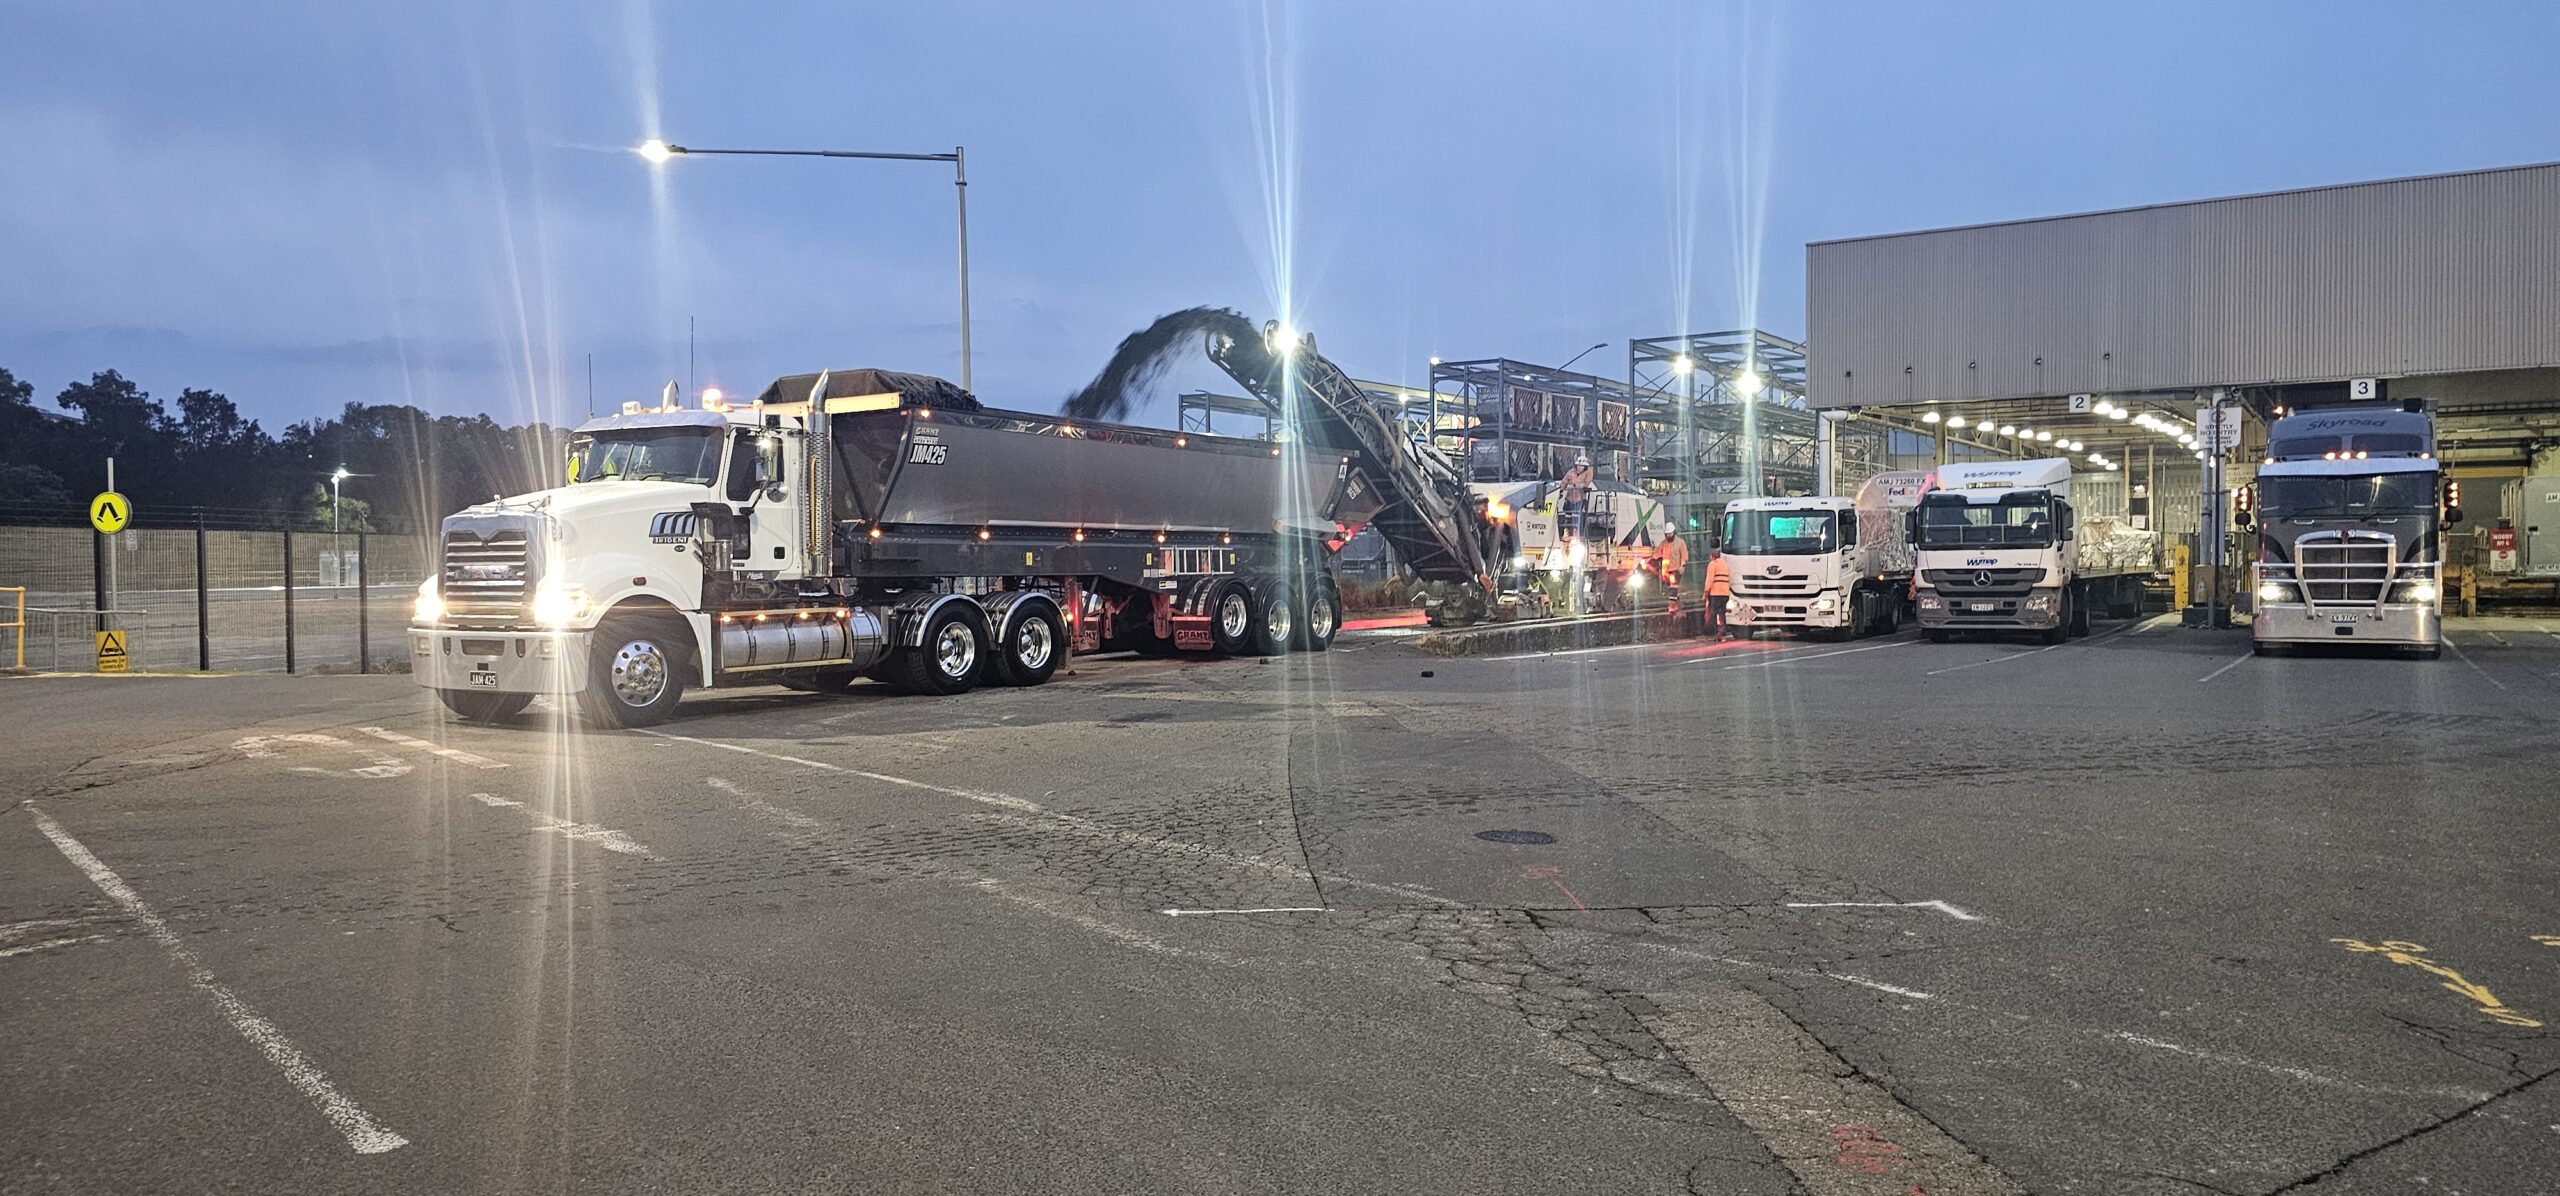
left=2257, top=581, right=2290, bottom=603
left=530, top=583, right=593, bottom=628
left=414, top=581, right=443, bottom=625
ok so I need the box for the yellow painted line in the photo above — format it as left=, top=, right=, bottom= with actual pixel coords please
left=2333, top=938, right=2538, bottom=1027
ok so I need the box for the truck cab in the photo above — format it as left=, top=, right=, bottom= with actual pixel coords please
left=1723, top=472, right=1923, bottom=638
left=1910, top=458, right=2088, bottom=643
left=413, top=401, right=797, bottom=723
left=2249, top=407, right=2446, bottom=657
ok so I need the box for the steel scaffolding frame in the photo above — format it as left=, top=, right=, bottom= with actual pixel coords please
left=1626, top=329, right=1818, bottom=503
left=1423, top=359, right=1644, bottom=486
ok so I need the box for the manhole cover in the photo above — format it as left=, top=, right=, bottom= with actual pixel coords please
left=1475, top=830, right=1556, bottom=846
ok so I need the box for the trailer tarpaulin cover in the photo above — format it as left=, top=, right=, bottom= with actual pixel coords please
left=754, top=369, right=982, bottom=413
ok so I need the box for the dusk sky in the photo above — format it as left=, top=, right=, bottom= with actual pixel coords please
left=5, top=1, right=2555, bottom=431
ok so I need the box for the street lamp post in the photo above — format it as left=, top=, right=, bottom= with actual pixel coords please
left=330, top=467, right=350, bottom=535
left=639, top=139, right=974, bottom=391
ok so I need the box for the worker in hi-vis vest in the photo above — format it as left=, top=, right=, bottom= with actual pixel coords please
left=1703, top=545, right=1733, bottom=641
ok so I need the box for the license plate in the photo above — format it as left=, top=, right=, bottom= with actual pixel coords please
left=2327, top=613, right=2361, bottom=624
left=467, top=671, right=500, bottom=688
left=1970, top=602, right=1997, bottom=612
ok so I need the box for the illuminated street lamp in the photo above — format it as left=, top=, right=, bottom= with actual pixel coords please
left=639, top=138, right=975, bottom=390
left=330, top=466, right=351, bottom=535
left=1731, top=369, right=1766, bottom=398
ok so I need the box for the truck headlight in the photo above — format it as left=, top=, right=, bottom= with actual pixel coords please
left=2399, top=581, right=2437, bottom=604
left=1918, top=592, right=1942, bottom=610
left=2024, top=590, right=2058, bottom=612
left=529, top=582, right=593, bottom=628
left=1811, top=595, right=1838, bottom=612
left=2256, top=581, right=2291, bottom=603
left=413, top=581, right=443, bottom=625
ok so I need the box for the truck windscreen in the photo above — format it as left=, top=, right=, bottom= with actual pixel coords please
left=1722, top=510, right=1837, bottom=555
left=2259, top=472, right=2437, bottom=516
left=568, top=429, right=724, bottom=486
left=1915, top=496, right=2054, bottom=547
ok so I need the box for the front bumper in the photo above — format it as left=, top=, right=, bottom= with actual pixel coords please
left=1728, top=591, right=1847, bottom=628
left=410, top=626, right=591, bottom=695
left=1914, top=589, right=2060, bottom=631
left=2252, top=603, right=2439, bottom=647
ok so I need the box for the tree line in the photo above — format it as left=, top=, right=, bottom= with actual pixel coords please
left=0, top=366, right=568, bottom=534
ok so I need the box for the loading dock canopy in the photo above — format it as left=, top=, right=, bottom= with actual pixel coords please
left=1807, top=161, right=2560, bottom=411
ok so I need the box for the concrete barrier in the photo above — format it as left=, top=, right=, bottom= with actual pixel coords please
left=1411, top=607, right=1701, bottom=657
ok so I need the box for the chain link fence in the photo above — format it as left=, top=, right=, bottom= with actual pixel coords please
left=0, top=522, right=432, bottom=673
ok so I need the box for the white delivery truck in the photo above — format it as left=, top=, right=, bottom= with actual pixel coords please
left=1909, top=458, right=2150, bottom=644
left=1722, top=471, right=1926, bottom=638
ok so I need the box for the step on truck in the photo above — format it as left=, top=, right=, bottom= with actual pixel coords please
left=2247, top=405, right=2449, bottom=658
left=1909, top=458, right=2150, bottom=644
left=1722, top=471, right=1927, bottom=639
left=412, top=366, right=1356, bottom=727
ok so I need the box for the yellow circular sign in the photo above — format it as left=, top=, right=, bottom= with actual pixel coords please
left=90, top=491, right=130, bottom=535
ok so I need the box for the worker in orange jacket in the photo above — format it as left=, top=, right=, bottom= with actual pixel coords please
left=1703, top=546, right=1734, bottom=640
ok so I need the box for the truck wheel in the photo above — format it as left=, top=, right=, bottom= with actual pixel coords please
left=582, top=613, right=690, bottom=728
left=895, top=605, right=986, bottom=695
left=991, top=603, right=1066, bottom=687
left=1250, top=582, right=1295, bottom=656
left=2069, top=587, right=2093, bottom=637
left=1301, top=583, right=1342, bottom=652
left=437, top=690, right=532, bottom=723
left=1210, top=581, right=1256, bottom=655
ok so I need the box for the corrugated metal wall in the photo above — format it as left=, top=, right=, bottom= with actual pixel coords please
left=1808, top=162, right=2560, bottom=408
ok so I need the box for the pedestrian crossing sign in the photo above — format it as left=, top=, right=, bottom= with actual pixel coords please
left=96, top=629, right=129, bottom=673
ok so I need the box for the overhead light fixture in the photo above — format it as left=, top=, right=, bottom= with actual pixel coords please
left=2035, top=430, right=2053, bottom=442
left=1946, top=415, right=1968, bottom=428
left=1998, top=424, right=2017, bottom=436
left=1732, top=370, right=1766, bottom=398
left=1671, top=355, right=1694, bottom=375
left=2108, top=408, right=2129, bottom=420
left=1921, top=411, right=1941, bottom=424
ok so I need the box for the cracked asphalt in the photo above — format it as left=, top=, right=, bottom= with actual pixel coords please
left=5, top=614, right=2558, bottom=1194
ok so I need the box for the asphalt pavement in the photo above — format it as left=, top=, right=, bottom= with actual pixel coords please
left=6, top=614, right=2558, bottom=1194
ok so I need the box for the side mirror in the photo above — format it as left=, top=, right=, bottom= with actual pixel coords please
left=2234, top=510, right=2254, bottom=530
left=755, top=434, right=785, bottom=491
left=2446, top=506, right=2465, bottom=526
left=1903, top=510, right=1920, bottom=542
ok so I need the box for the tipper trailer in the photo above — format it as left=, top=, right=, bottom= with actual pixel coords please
left=2248, top=405, right=2448, bottom=657
left=1722, top=471, right=1926, bottom=638
left=413, top=317, right=1509, bottom=727
left=1909, top=458, right=2150, bottom=643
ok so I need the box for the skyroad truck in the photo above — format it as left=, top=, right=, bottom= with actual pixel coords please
left=1909, top=458, right=2150, bottom=643
left=1722, top=471, right=1926, bottom=638
left=413, top=319, right=1502, bottom=727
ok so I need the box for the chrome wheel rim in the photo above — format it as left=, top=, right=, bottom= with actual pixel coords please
left=1218, top=592, right=1252, bottom=640
left=1308, top=594, right=1336, bottom=640
left=1264, top=597, right=1293, bottom=644
left=935, top=621, right=978, bottom=678
left=610, top=638, right=669, bottom=706
left=1014, top=617, right=1054, bottom=671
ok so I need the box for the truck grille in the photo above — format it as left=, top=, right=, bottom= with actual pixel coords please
left=443, top=530, right=529, bottom=624
left=1925, top=567, right=2043, bottom=596
left=2295, top=535, right=2392, bottom=604
left=1734, top=569, right=1817, bottom=599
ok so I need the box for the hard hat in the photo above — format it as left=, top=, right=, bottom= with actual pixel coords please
left=1574, top=454, right=1590, bottom=466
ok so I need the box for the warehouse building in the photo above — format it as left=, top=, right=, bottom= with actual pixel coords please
left=1803, top=161, right=2560, bottom=583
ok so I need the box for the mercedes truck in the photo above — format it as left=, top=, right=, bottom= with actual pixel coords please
left=1909, top=458, right=2149, bottom=643
left=1723, top=471, right=1927, bottom=638
left=2248, top=405, right=2447, bottom=658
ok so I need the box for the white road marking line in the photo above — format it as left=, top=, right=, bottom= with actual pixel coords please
left=1785, top=899, right=1982, bottom=922
left=2105, top=1032, right=2490, bottom=1102
left=2197, top=653, right=2253, bottom=683
left=1922, top=643, right=2060, bottom=675
left=463, top=794, right=655, bottom=858
left=358, top=727, right=508, bottom=769
left=1484, top=640, right=1665, bottom=662
left=0, top=934, right=110, bottom=958
left=1628, top=940, right=1934, bottom=1001
left=2442, top=637, right=2509, bottom=690
left=659, top=731, right=1457, bottom=908
left=1161, top=907, right=1329, bottom=917
left=1723, top=639, right=1914, bottom=670
left=25, top=804, right=408, bottom=1155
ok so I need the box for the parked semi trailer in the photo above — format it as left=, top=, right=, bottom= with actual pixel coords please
left=1723, top=471, right=1926, bottom=639
left=2248, top=405, right=2448, bottom=658
left=1909, top=458, right=2149, bottom=644
left=413, top=364, right=1358, bottom=726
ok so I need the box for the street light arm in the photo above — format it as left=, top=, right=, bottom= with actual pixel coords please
left=661, top=145, right=960, bottom=163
